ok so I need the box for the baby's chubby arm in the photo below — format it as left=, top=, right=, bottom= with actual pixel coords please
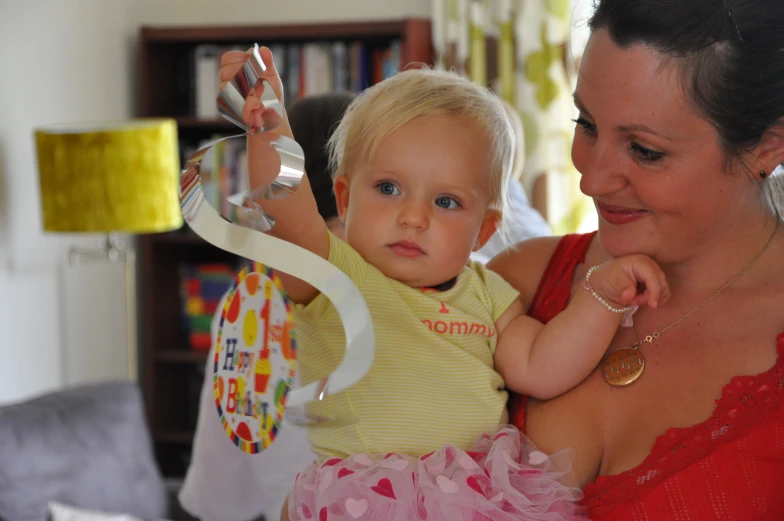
left=219, top=48, right=328, bottom=304
left=493, top=254, right=669, bottom=399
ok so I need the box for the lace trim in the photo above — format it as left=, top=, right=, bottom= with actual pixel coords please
left=582, top=333, right=784, bottom=516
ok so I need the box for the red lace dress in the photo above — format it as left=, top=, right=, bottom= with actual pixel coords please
left=509, top=232, right=784, bottom=520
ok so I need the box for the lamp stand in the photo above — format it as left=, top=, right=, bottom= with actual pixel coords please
left=68, top=233, right=138, bottom=382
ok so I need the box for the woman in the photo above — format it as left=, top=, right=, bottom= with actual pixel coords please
left=488, top=0, right=784, bottom=518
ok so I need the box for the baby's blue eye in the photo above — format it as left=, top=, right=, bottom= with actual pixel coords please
left=376, top=182, right=400, bottom=196
left=435, top=196, right=459, bottom=209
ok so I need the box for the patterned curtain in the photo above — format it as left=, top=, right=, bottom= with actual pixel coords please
left=432, top=0, right=596, bottom=234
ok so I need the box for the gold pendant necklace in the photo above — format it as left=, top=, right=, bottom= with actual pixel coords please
left=603, top=343, right=645, bottom=386
left=603, top=219, right=779, bottom=387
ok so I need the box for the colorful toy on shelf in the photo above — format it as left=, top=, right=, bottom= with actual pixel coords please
left=179, top=263, right=236, bottom=350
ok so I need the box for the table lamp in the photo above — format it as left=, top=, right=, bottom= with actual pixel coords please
left=34, top=118, right=183, bottom=380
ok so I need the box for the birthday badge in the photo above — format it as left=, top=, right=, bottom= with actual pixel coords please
left=213, top=264, right=296, bottom=453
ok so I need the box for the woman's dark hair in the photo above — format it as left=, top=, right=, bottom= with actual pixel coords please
left=288, top=91, right=356, bottom=220
left=589, top=0, right=784, bottom=165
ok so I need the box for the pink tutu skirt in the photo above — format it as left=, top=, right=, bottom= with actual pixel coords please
left=289, top=425, right=584, bottom=521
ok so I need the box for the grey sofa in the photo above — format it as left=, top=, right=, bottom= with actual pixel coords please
left=0, top=382, right=167, bottom=521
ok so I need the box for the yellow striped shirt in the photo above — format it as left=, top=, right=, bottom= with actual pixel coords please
left=294, top=232, right=519, bottom=460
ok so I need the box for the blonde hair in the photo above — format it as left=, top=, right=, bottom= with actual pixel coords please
left=327, top=68, right=516, bottom=242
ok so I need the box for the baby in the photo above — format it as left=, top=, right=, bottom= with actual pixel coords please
left=219, top=47, right=668, bottom=521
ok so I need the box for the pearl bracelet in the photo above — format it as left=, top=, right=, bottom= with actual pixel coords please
left=583, top=265, right=637, bottom=314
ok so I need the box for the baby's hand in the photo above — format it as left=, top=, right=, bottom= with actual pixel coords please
left=218, top=46, right=292, bottom=137
left=218, top=46, right=293, bottom=193
left=588, top=255, right=670, bottom=309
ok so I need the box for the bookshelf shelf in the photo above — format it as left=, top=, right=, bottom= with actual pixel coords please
left=156, top=350, right=209, bottom=363
left=174, top=116, right=235, bottom=131
left=137, top=18, right=433, bottom=479
left=140, top=20, right=430, bottom=45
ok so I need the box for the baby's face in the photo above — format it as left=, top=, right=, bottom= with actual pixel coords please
left=333, top=115, right=498, bottom=288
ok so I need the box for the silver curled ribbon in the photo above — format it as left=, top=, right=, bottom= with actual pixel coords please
left=179, top=44, right=375, bottom=423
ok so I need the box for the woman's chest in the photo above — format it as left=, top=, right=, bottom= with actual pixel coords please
left=525, top=318, right=783, bottom=489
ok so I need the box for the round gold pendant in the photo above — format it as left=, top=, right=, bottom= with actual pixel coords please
left=603, top=347, right=645, bottom=386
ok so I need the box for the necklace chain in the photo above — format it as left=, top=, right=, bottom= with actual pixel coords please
left=631, top=219, right=780, bottom=347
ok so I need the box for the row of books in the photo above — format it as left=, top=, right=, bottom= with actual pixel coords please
left=188, top=39, right=402, bottom=119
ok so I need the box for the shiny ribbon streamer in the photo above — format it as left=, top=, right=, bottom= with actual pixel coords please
left=218, top=44, right=304, bottom=231
left=179, top=44, right=375, bottom=411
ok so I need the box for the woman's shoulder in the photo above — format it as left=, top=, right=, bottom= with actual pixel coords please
left=486, top=236, right=564, bottom=308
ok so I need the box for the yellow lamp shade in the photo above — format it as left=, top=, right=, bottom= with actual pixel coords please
left=35, top=118, right=183, bottom=233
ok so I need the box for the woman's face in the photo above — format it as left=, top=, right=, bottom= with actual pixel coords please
left=572, top=29, right=763, bottom=263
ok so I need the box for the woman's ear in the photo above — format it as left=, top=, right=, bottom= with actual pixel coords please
left=333, top=175, right=351, bottom=222
left=473, top=210, right=501, bottom=251
left=755, top=126, right=784, bottom=174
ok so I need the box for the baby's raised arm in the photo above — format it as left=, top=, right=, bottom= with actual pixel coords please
left=219, top=48, right=328, bottom=304
left=494, top=254, right=669, bottom=399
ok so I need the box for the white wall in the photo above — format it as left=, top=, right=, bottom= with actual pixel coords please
left=0, top=0, right=138, bottom=403
left=0, top=0, right=429, bottom=404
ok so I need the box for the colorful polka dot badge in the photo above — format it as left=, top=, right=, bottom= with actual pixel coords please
left=213, top=262, right=297, bottom=454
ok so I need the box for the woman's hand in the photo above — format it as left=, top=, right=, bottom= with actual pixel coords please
left=589, top=254, right=671, bottom=309
left=218, top=46, right=293, bottom=138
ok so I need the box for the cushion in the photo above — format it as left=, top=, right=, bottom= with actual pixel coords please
left=0, top=382, right=166, bottom=521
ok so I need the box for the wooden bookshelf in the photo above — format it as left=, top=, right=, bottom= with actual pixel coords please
left=136, top=19, right=433, bottom=479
